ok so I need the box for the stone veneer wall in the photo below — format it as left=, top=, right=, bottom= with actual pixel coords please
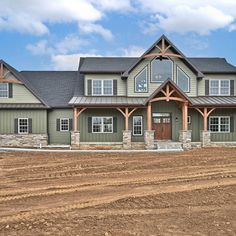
left=144, top=130, right=155, bottom=150
left=71, top=131, right=80, bottom=147
left=179, top=130, right=192, bottom=150
left=123, top=130, right=132, bottom=149
left=200, top=131, right=211, bottom=147
left=0, top=134, right=48, bottom=147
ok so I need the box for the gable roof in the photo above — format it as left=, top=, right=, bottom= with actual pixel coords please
left=143, top=79, right=192, bottom=105
left=122, top=35, right=204, bottom=78
left=0, top=60, right=50, bottom=107
left=79, top=57, right=138, bottom=73
left=188, top=58, right=236, bottom=74
left=20, top=71, right=78, bottom=108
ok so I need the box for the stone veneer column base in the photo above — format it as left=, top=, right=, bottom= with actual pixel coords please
left=179, top=130, right=192, bottom=150
left=200, top=130, right=211, bottom=147
left=71, top=131, right=80, bottom=147
left=123, top=130, right=132, bottom=149
left=0, top=134, right=48, bottom=147
left=144, top=130, right=155, bottom=150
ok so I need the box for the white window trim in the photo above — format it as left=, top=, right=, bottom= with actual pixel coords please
left=0, top=83, right=9, bottom=98
left=92, top=117, right=113, bottom=133
left=60, top=118, right=69, bottom=132
left=151, top=57, right=174, bottom=83
left=134, top=66, right=148, bottom=93
left=209, top=116, right=230, bottom=133
left=177, top=66, right=190, bottom=93
left=133, top=116, right=143, bottom=136
left=209, top=79, right=230, bottom=96
left=18, top=118, right=29, bottom=134
left=92, top=79, right=113, bottom=96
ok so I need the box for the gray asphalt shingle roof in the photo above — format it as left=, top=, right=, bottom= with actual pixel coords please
left=20, top=71, right=79, bottom=108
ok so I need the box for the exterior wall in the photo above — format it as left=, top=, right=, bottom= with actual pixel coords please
left=84, top=74, right=126, bottom=96
left=127, top=47, right=198, bottom=97
left=0, top=109, right=47, bottom=134
left=0, top=69, right=41, bottom=103
left=198, top=74, right=236, bottom=96
left=78, top=108, right=124, bottom=142
left=48, top=109, right=73, bottom=145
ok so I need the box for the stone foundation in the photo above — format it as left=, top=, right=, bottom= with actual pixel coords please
left=0, top=134, right=48, bottom=147
left=71, top=131, right=80, bottom=147
left=123, top=130, right=132, bottom=149
left=200, top=131, right=211, bottom=147
left=144, top=130, right=155, bottom=150
left=179, top=130, right=192, bottom=150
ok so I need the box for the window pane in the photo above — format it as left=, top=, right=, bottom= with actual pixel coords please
left=209, top=117, right=219, bottom=132
left=210, top=80, right=219, bottom=95
left=220, top=117, right=229, bottom=132
left=103, top=80, right=113, bottom=95
left=92, top=117, right=102, bottom=133
left=0, top=83, right=8, bottom=98
left=93, top=80, right=102, bottom=95
left=220, top=80, right=229, bottom=95
left=60, top=119, right=69, bottom=131
left=135, top=68, right=147, bottom=92
left=151, top=59, right=172, bottom=82
left=133, top=116, right=142, bottom=135
left=177, top=68, right=189, bottom=92
left=19, top=119, right=28, bottom=134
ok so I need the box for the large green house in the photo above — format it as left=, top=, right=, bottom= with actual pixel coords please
left=1, top=35, right=236, bottom=150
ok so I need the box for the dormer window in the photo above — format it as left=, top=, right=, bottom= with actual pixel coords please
left=92, top=80, right=113, bottom=96
left=0, top=83, right=9, bottom=98
left=135, top=67, right=148, bottom=93
left=151, top=58, right=173, bottom=82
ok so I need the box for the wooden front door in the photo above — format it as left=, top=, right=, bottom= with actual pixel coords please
left=152, top=114, right=172, bottom=140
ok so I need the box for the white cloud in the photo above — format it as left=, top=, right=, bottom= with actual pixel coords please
left=138, top=0, right=236, bottom=35
left=79, top=23, right=113, bottom=41
left=121, top=45, right=146, bottom=57
left=51, top=53, right=102, bottom=70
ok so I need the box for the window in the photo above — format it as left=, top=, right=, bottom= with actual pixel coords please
left=0, top=83, right=8, bottom=98
left=209, top=116, right=230, bottom=133
left=187, top=116, right=191, bottom=124
left=18, top=118, right=28, bottom=134
left=177, top=67, right=190, bottom=92
left=60, top=119, right=69, bottom=131
left=135, top=67, right=148, bottom=92
left=133, top=116, right=142, bottom=136
left=151, top=58, right=173, bottom=82
left=210, top=80, right=230, bottom=96
left=92, top=117, right=113, bottom=133
left=92, top=80, right=113, bottom=95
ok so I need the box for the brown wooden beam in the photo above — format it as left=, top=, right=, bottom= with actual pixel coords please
left=0, top=79, right=23, bottom=84
left=147, top=102, right=152, bottom=131
left=73, top=108, right=78, bottom=131
left=125, top=108, right=129, bottom=130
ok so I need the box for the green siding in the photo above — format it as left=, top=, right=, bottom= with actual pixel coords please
left=48, top=109, right=73, bottom=145
left=78, top=108, right=124, bottom=142
left=0, top=109, right=47, bottom=134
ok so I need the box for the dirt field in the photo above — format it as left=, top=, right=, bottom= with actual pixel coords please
left=0, top=148, right=235, bottom=236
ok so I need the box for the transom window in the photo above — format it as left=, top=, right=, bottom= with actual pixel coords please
left=135, top=67, right=148, bottom=92
left=133, top=116, right=143, bottom=136
left=209, top=116, right=230, bottom=133
left=92, top=117, right=113, bottom=133
left=0, top=83, right=9, bottom=98
left=18, top=118, right=28, bottom=134
left=60, top=119, right=69, bottom=131
left=92, top=80, right=113, bottom=95
left=177, top=67, right=190, bottom=92
left=210, top=80, right=230, bottom=96
left=151, top=58, right=173, bottom=82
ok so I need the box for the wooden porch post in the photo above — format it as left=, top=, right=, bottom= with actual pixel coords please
left=182, top=102, right=188, bottom=131
left=73, top=107, right=78, bottom=131
left=203, top=108, right=208, bottom=131
left=125, top=108, right=129, bottom=130
left=147, top=102, right=152, bottom=131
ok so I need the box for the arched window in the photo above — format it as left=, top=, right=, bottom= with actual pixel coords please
left=151, top=58, right=173, bottom=82
left=177, top=67, right=190, bottom=92
left=135, top=67, right=148, bottom=92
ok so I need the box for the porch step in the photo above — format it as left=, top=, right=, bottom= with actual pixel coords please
left=155, top=142, right=183, bottom=151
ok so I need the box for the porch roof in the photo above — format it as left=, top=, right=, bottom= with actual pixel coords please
left=190, top=96, right=236, bottom=107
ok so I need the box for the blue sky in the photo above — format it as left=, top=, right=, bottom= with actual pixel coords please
left=0, top=0, right=236, bottom=71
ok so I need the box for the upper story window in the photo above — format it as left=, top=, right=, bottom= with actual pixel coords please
left=210, top=80, right=230, bottom=96
left=92, top=80, right=113, bottom=95
left=135, top=67, right=148, bottom=93
left=0, top=83, right=9, bottom=98
left=177, top=67, right=190, bottom=92
left=151, top=58, right=173, bottom=82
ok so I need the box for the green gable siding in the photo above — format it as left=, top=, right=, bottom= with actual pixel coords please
left=127, top=47, right=198, bottom=97
left=48, top=109, right=73, bottom=145
left=0, top=109, right=47, bottom=134
left=78, top=108, right=124, bottom=142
